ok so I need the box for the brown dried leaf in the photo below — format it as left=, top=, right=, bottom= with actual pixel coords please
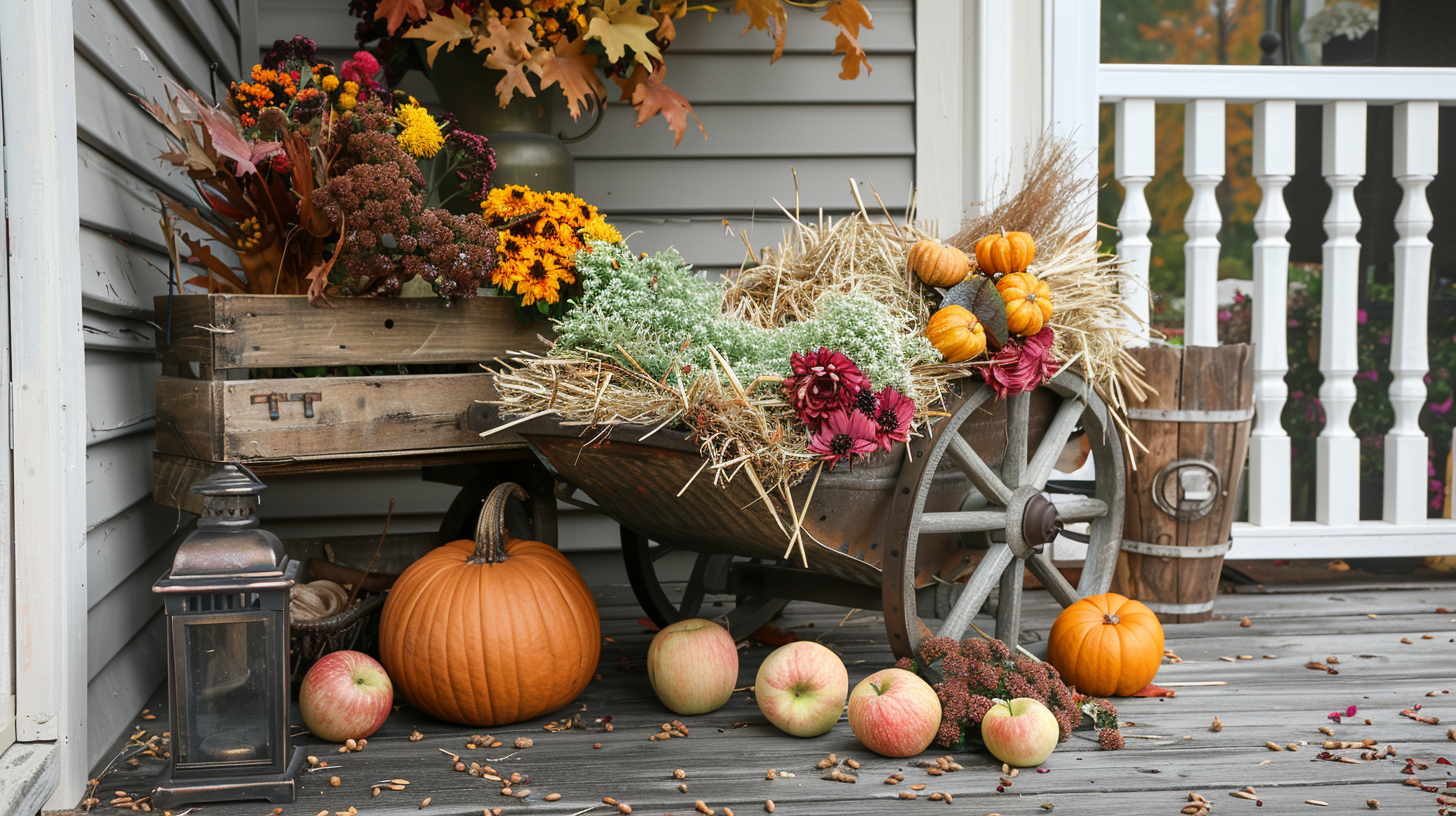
left=821, top=0, right=873, bottom=79
left=530, top=37, right=607, bottom=120
left=630, top=65, right=704, bottom=146
left=403, top=7, right=475, bottom=67
left=374, top=0, right=427, bottom=36
left=733, top=0, right=787, bottom=62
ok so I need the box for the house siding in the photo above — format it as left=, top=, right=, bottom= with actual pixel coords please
left=74, top=0, right=245, bottom=769
left=251, top=0, right=917, bottom=548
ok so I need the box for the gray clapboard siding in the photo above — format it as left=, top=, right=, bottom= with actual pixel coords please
left=76, top=0, right=238, bottom=773
left=251, top=0, right=917, bottom=553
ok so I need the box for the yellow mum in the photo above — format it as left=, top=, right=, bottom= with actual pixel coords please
left=395, top=104, right=444, bottom=159
left=321, top=74, right=339, bottom=92
left=581, top=218, right=621, bottom=243
left=336, top=93, right=357, bottom=111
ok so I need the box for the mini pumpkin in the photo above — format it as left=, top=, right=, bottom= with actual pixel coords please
left=380, top=483, right=601, bottom=727
left=1046, top=593, right=1164, bottom=697
left=908, top=240, right=971, bottom=288
left=924, top=305, right=986, bottom=362
left=997, top=271, right=1053, bottom=336
left=974, top=231, right=1036, bottom=276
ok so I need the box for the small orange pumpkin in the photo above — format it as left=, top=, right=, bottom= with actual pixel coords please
left=997, top=271, right=1053, bottom=336
left=1047, top=593, right=1164, bottom=697
left=974, top=231, right=1036, bottom=276
left=908, top=240, right=971, bottom=288
left=924, top=305, right=986, bottom=362
left=380, top=483, right=601, bottom=727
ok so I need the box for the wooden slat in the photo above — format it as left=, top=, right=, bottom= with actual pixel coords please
left=79, top=225, right=177, bottom=317
left=154, top=294, right=550, bottom=369
left=86, top=541, right=176, bottom=683
left=1113, top=345, right=1182, bottom=604
left=86, top=502, right=180, bottom=609
left=84, top=349, right=159, bottom=445
left=74, top=0, right=215, bottom=97
left=84, top=435, right=157, bottom=529
left=155, top=372, right=523, bottom=462
left=85, top=616, right=165, bottom=768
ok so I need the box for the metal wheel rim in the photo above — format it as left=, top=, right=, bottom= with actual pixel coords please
left=881, top=370, right=1125, bottom=660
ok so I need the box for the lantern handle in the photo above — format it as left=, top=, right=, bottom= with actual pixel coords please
left=469, top=482, right=529, bottom=565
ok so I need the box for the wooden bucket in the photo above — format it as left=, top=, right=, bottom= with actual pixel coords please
left=1111, top=344, right=1254, bottom=623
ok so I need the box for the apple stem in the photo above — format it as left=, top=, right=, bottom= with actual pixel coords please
left=1102, top=613, right=1120, bottom=625
left=468, top=483, right=529, bottom=565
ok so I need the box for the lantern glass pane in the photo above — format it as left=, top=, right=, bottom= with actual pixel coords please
left=182, top=616, right=274, bottom=765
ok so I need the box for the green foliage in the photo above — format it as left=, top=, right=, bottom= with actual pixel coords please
left=558, top=242, right=938, bottom=393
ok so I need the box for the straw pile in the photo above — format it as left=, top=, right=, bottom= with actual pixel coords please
left=490, top=135, right=1147, bottom=506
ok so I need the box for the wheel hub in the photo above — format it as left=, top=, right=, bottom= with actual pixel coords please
left=1004, top=485, right=1061, bottom=558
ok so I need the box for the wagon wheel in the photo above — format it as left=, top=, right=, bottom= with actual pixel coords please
left=882, top=369, right=1125, bottom=660
left=621, top=528, right=789, bottom=641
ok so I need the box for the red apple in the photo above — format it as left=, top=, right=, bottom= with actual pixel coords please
left=755, top=641, right=848, bottom=737
left=647, top=618, right=738, bottom=715
left=980, top=697, right=1059, bottom=767
left=847, top=668, right=941, bottom=757
left=299, top=651, right=393, bottom=742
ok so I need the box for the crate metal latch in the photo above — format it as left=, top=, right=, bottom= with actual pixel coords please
left=250, top=392, right=322, bottom=420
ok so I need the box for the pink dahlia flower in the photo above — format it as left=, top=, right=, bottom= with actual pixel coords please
left=807, top=408, right=878, bottom=469
left=784, top=348, right=868, bottom=425
left=984, top=326, right=1060, bottom=398
left=871, top=386, right=914, bottom=451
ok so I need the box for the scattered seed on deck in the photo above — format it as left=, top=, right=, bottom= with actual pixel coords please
left=418, top=799, right=430, bottom=810
left=544, top=793, right=561, bottom=802
left=514, top=738, right=533, bottom=748
left=1240, top=617, right=1252, bottom=627
left=1304, top=800, right=1327, bottom=806
left=1366, top=800, right=1379, bottom=809
left=764, top=800, right=774, bottom=813
left=329, top=777, right=340, bottom=787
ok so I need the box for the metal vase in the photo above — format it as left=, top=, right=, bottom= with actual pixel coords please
left=424, top=45, right=600, bottom=194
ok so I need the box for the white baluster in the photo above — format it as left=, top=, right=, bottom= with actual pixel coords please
left=1115, top=98, right=1155, bottom=344
left=1248, top=100, right=1296, bottom=528
left=1183, top=99, right=1224, bottom=347
left=1316, top=100, right=1366, bottom=526
left=1384, top=101, right=1438, bottom=525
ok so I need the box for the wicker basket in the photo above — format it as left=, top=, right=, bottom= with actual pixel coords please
left=290, top=592, right=388, bottom=679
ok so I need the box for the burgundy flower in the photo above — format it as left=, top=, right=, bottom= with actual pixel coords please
left=872, top=386, right=914, bottom=451
left=983, top=326, right=1060, bottom=398
left=784, top=348, right=868, bottom=425
left=807, top=409, right=878, bottom=470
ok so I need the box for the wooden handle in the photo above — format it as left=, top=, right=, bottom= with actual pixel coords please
left=469, top=482, right=529, bottom=565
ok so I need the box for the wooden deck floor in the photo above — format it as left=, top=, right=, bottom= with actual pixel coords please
left=92, top=582, right=1456, bottom=816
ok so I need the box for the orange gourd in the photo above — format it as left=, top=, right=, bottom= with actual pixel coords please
left=908, top=240, right=971, bottom=288
left=379, top=483, right=601, bottom=727
left=997, top=271, right=1053, bottom=336
left=973, top=231, right=1035, bottom=276
left=1046, top=593, right=1164, bottom=697
left=924, top=305, right=986, bottom=363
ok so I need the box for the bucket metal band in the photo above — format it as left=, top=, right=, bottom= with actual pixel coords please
left=1126, top=406, right=1255, bottom=423
left=1141, top=599, right=1216, bottom=614
left=1120, top=538, right=1233, bottom=559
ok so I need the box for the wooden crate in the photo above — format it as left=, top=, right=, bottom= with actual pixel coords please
left=153, top=294, right=551, bottom=510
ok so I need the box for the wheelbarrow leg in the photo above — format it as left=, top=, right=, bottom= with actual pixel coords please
left=996, top=556, right=1024, bottom=648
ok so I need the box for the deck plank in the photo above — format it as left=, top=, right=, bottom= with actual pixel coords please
left=91, top=585, right=1456, bottom=815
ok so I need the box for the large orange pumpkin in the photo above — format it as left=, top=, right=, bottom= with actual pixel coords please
left=380, top=483, right=601, bottom=726
left=997, top=271, right=1054, bottom=336
left=1046, top=593, right=1164, bottom=697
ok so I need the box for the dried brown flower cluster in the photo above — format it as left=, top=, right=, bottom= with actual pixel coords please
left=314, top=101, right=496, bottom=297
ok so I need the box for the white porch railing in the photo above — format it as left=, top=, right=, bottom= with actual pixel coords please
left=1099, top=64, right=1456, bottom=560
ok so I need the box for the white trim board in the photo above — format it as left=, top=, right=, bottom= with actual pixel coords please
left=1099, top=64, right=1456, bottom=104
left=1227, top=521, right=1456, bottom=561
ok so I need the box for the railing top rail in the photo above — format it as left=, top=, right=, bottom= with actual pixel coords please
left=1099, top=63, right=1456, bottom=105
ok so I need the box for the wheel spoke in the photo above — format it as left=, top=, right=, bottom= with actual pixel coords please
left=918, top=510, right=1007, bottom=535
left=1026, top=396, right=1085, bottom=489
left=937, top=542, right=1013, bottom=641
left=1049, top=496, right=1109, bottom=523
left=947, top=434, right=1014, bottom=505
left=679, top=552, right=712, bottom=618
left=1003, top=391, right=1030, bottom=487
left=1026, top=552, right=1080, bottom=607
left=995, top=556, right=1025, bottom=647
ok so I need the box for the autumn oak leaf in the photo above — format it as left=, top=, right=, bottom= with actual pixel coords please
left=374, top=0, right=427, bottom=35
left=530, top=37, right=607, bottom=120
left=630, top=65, right=704, bottom=146
left=485, top=50, right=536, bottom=107
left=821, top=0, right=873, bottom=79
left=403, top=7, right=475, bottom=67
left=475, top=15, right=537, bottom=62
left=586, top=0, right=662, bottom=69
left=734, top=0, right=788, bottom=62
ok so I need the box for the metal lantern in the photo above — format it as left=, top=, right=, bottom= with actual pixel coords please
left=152, top=464, right=305, bottom=807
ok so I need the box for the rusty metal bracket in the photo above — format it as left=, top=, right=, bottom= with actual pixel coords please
left=250, top=392, right=322, bottom=421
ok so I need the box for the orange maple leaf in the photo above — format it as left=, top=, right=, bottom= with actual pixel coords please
left=630, top=65, right=704, bottom=146
left=734, top=0, right=787, bottom=62
left=374, top=0, right=427, bottom=36
left=486, top=49, right=536, bottom=107
left=475, top=15, right=537, bottom=62
left=530, top=38, right=607, bottom=121
left=402, top=7, right=475, bottom=67
left=821, top=0, right=873, bottom=79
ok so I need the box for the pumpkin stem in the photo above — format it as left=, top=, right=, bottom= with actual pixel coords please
left=469, top=482, right=529, bottom=565
left=1102, top=613, right=1120, bottom=625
